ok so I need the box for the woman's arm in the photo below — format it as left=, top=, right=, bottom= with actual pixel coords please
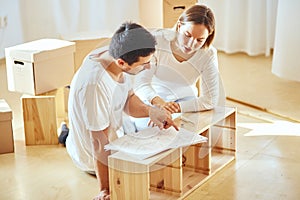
left=151, top=96, right=181, bottom=113
left=124, top=91, right=179, bottom=130
left=133, top=55, right=158, bottom=103
left=179, top=50, right=221, bottom=112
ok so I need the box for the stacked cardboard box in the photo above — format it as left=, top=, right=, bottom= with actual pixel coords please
left=5, top=39, right=75, bottom=95
left=139, top=0, right=197, bottom=28
left=0, top=99, right=14, bottom=154
left=61, top=31, right=111, bottom=72
left=60, top=31, right=112, bottom=116
left=5, top=39, right=75, bottom=145
left=163, top=0, right=197, bottom=28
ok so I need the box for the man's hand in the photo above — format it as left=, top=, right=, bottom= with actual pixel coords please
left=162, top=117, right=179, bottom=131
left=148, top=106, right=179, bottom=131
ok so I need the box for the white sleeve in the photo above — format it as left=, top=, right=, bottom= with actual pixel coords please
left=133, top=62, right=158, bottom=103
left=179, top=49, right=220, bottom=112
left=79, top=84, right=110, bottom=131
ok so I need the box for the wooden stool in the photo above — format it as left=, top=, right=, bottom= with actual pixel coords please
left=22, top=95, right=58, bottom=145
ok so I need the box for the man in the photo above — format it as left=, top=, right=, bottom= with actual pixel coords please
left=65, top=22, right=178, bottom=200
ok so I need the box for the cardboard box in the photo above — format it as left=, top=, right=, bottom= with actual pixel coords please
left=62, top=31, right=111, bottom=72
left=139, top=0, right=197, bottom=28
left=163, top=0, right=197, bottom=28
left=73, top=38, right=111, bottom=72
left=63, top=86, right=70, bottom=114
left=0, top=99, right=14, bottom=154
left=139, top=0, right=164, bottom=28
left=5, top=39, right=75, bottom=95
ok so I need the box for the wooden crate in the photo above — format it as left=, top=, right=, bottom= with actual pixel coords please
left=108, top=106, right=236, bottom=199
left=41, top=87, right=69, bottom=121
left=22, top=95, right=58, bottom=145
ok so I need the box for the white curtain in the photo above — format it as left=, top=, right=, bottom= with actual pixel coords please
left=19, top=0, right=140, bottom=41
left=198, top=0, right=278, bottom=56
left=272, top=0, right=300, bottom=82
left=60, top=0, right=140, bottom=35
left=3, top=0, right=279, bottom=58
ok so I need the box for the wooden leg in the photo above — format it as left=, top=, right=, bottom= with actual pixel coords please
left=108, top=157, right=150, bottom=200
left=183, top=129, right=211, bottom=175
left=109, top=168, right=149, bottom=200
left=150, top=148, right=182, bottom=196
left=213, top=112, right=236, bottom=154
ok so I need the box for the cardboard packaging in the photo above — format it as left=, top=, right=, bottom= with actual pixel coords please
left=73, top=38, right=110, bottom=72
left=62, top=31, right=111, bottom=72
left=163, top=0, right=197, bottom=28
left=0, top=99, right=14, bottom=154
left=63, top=86, right=70, bottom=114
left=5, top=39, right=75, bottom=95
left=139, top=0, right=197, bottom=28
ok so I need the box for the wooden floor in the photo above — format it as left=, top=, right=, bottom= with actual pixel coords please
left=1, top=52, right=300, bottom=200
left=186, top=101, right=300, bottom=200
left=218, top=52, right=300, bottom=122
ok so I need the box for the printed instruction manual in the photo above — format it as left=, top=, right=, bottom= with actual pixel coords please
left=105, top=126, right=207, bottom=160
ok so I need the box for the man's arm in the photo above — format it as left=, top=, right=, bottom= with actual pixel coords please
left=124, top=91, right=150, bottom=118
left=124, top=91, right=179, bottom=130
left=90, top=128, right=112, bottom=197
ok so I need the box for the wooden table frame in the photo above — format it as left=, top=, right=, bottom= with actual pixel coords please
left=108, top=106, right=236, bottom=200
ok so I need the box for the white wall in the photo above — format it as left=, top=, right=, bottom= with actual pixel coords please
left=0, top=0, right=23, bottom=58
left=18, top=0, right=61, bottom=42
left=0, top=0, right=140, bottom=59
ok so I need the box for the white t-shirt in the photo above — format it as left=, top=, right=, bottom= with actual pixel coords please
left=134, top=29, right=222, bottom=112
left=66, top=47, right=131, bottom=171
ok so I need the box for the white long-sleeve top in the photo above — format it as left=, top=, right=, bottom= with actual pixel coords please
left=134, top=29, right=221, bottom=112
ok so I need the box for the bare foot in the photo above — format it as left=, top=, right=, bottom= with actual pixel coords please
left=93, top=190, right=110, bottom=200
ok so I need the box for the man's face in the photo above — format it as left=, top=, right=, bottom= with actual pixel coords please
left=124, top=54, right=156, bottom=75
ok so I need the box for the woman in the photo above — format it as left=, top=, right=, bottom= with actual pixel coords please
left=134, top=4, right=223, bottom=117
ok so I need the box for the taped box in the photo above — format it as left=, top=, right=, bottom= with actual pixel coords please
left=139, top=0, right=197, bottom=28
left=163, top=0, right=197, bottom=28
left=5, top=39, right=75, bottom=95
left=62, top=31, right=111, bottom=72
left=0, top=99, right=14, bottom=154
